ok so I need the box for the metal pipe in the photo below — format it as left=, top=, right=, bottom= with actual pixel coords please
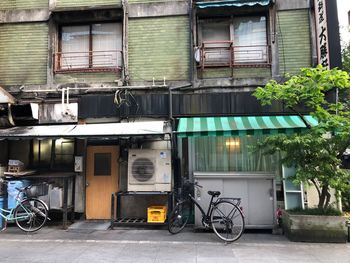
left=66, top=87, right=70, bottom=105
left=122, top=0, right=129, bottom=84
left=20, top=85, right=169, bottom=93
left=61, top=88, right=65, bottom=110
left=189, top=0, right=194, bottom=83
left=21, top=89, right=59, bottom=93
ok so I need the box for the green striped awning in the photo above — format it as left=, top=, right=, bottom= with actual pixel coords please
left=177, top=115, right=318, bottom=137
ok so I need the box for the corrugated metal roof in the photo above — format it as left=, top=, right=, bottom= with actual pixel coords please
left=196, top=0, right=271, bottom=9
left=0, top=121, right=166, bottom=139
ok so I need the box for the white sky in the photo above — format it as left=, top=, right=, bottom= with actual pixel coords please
left=337, top=0, right=350, bottom=47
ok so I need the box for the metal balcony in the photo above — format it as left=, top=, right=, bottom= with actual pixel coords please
left=53, top=50, right=123, bottom=73
left=197, top=41, right=271, bottom=69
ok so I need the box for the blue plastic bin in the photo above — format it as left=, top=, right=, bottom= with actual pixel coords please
left=0, top=196, right=6, bottom=229
left=7, top=180, right=30, bottom=209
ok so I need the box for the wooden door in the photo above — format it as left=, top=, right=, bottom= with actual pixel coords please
left=86, top=146, right=119, bottom=219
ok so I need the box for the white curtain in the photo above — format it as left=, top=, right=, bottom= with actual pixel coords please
left=193, top=136, right=280, bottom=174
left=233, top=16, right=267, bottom=63
left=61, top=25, right=90, bottom=69
left=92, top=23, right=122, bottom=67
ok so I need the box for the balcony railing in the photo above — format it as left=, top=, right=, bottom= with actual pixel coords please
left=53, top=50, right=123, bottom=73
left=197, top=41, right=271, bottom=69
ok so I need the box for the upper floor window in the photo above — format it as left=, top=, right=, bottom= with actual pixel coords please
left=197, top=16, right=270, bottom=68
left=54, top=23, right=122, bottom=73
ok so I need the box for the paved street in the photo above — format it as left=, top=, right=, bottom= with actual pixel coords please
left=0, top=226, right=349, bottom=263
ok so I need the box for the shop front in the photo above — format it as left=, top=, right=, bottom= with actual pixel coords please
left=0, top=121, right=172, bottom=226
left=176, top=115, right=318, bottom=229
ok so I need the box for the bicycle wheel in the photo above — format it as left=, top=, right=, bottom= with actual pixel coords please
left=168, top=201, right=191, bottom=234
left=14, top=198, right=48, bottom=232
left=211, top=201, right=244, bottom=242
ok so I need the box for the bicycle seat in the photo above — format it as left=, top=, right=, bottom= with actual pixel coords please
left=208, top=191, right=221, bottom=197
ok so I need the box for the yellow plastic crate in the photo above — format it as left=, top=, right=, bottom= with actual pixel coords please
left=147, top=206, right=167, bottom=223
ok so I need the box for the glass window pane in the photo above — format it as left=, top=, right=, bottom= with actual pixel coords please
left=54, top=139, right=74, bottom=169
left=94, top=153, right=111, bottom=176
left=32, top=139, right=52, bottom=167
left=194, top=136, right=280, bottom=173
left=286, top=193, right=303, bottom=210
left=61, top=25, right=90, bottom=69
left=202, top=22, right=230, bottom=42
left=233, top=16, right=267, bottom=63
left=92, top=23, right=122, bottom=67
left=283, top=166, right=301, bottom=191
left=201, top=21, right=231, bottom=65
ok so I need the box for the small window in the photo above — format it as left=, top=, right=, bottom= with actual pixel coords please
left=94, top=153, right=111, bottom=176
left=54, top=139, right=74, bottom=169
left=198, top=16, right=269, bottom=68
left=54, top=23, right=122, bottom=73
left=33, top=139, right=52, bottom=168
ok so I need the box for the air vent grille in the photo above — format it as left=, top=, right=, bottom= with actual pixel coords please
left=131, top=158, right=155, bottom=182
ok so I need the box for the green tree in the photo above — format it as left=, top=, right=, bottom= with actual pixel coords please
left=254, top=65, right=350, bottom=210
left=342, top=42, right=350, bottom=73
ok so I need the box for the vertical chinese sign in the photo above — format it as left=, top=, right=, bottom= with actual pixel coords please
left=315, top=0, right=330, bottom=69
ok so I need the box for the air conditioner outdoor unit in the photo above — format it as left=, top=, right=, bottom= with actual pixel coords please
left=128, top=149, right=172, bottom=192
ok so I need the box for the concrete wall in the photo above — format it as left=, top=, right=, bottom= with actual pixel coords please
left=201, top=68, right=271, bottom=79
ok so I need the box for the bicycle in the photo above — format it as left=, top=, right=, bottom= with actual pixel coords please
left=0, top=179, right=49, bottom=232
left=168, top=181, right=245, bottom=242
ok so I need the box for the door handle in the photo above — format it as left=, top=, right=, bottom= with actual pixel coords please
left=86, top=182, right=89, bottom=187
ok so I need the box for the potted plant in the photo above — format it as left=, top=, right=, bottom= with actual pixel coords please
left=253, top=66, right=350, bottom=242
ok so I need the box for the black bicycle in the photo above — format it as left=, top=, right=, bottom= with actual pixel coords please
left=168, top=181, right=245, bottom=242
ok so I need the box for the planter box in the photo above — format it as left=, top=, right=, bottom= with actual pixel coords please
left=282, top=211, right=348, bottom=243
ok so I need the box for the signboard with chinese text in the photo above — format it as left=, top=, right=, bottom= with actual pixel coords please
left=315, top=0, right=330, bottom=68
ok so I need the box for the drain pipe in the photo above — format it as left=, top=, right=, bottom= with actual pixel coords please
left=122, top=0, right=129, bottom=85
left=61, top=88, right=65, bottom=111
left=168, top=83, right=192, bottom=194
left=66, top=87, right=70, bottom=105
left=189, top=0, right=194, bottom=83
left=61, top=87, right=71, bottom=115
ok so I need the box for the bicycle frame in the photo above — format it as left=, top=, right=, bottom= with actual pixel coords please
left=0, top=190, right=33, bottom=223
left=187, top=193, right=216, bottom=226
left=186, top=193, right=243, bottom=227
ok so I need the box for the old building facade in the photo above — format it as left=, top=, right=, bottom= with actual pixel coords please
left=0, top=0, right=341, bottom=228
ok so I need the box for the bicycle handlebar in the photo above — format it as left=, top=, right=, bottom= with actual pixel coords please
left=183, top=179, right=203, bottom=188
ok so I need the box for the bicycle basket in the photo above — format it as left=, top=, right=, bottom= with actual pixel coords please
left=25, top=184, right=49, bottom=198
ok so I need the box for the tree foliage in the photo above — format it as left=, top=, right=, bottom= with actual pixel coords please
left=253, top=65, right=350, bottom=210
left=342, top=42, right=350, bottom=73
